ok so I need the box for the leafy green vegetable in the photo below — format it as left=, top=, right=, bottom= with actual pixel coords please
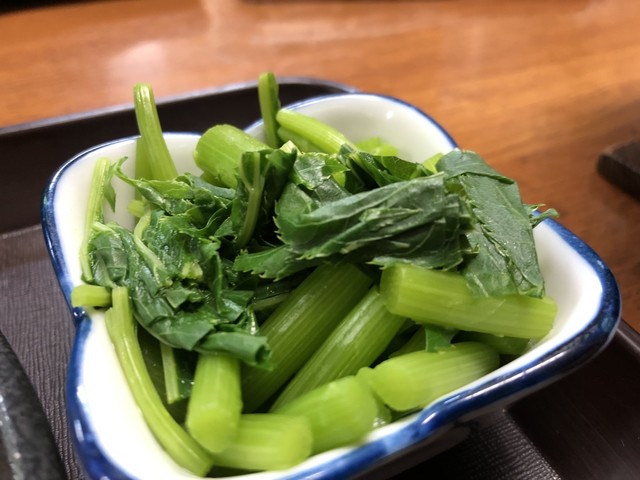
left=436, top=149, right=554, bottom=297
left=82, top=160, right=272, bottom=367
left=231, top=148, right=296, bottom=248
left=74, top=73, right=561, bottom=475
left=104, top=287, right=214, bottom=475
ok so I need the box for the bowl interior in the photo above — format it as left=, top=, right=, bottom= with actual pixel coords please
left=42, top=93, right=619, bottom=480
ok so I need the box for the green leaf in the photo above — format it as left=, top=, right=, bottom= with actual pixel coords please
left=346, top=150, right=430, bottom=187
left=231, top=148, right=296, bottom=248
left=277, top=174, right=461, bottom=260
left=423, top=324, right=458, bottom=352
left=437, top=149, right=546, bottom=297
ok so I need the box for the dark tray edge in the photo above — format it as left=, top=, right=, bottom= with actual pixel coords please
left=0, top=76, right=358, bottom=135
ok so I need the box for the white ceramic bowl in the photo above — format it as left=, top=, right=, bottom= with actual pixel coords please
left=41, top=93, right=621, bottom=480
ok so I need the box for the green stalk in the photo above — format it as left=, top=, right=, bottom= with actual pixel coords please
left=389, top=327, right=425, bottom=358
left=71, top=284, right=111, bottom=308
left=275, top=109, right=357, bottom=154
left=258, top=72, right=281, bottom=148
left=105, top=287, right=214, bottom=475
left=193, top=124, right=268, bottom=188
left=80, top=157, right=112, bottom=282
left=277, top=126, right=324, bottom=153
left=369, top=342, right=500, bottom=412
left=241, top=263, right=372, bottom=412
left=274, top=376, right=377, bottom=454
left=355, top=367, right=392, bottom=428
left=159, top=343, right=190, bottom=405
left=135, top=136, right=152, bottom=183
left=186, top=352, right=242, bottom=453
left=455, top=331, right=531, bottom=355
left=271, top=287, right=405, bottom=410
left=133, top=83, right=177, bottom=181
left=380, top=264, right=557, bottom=339
left=234, top=151, right=265, bottom=248
left=356, top=136, right=399, bottom=156
left=211, top=414, right=312, bottom=471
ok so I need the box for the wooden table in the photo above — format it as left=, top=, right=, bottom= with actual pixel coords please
left=1, top=1, right=639, bottom=479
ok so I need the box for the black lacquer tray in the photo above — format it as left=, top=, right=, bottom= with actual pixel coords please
left=1, top=78, right=638, bottom=480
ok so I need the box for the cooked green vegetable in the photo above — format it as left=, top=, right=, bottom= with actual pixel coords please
left=194, top=124, right=268, bottom=188
left=366, top=342, right=500, bottom=411
left=436, top=149, right=558, bottom=297
left=270, top=287, right=405, bottom=410
left=79, top=156, right=114, bottom=283
left=276, top=108, right=357, bottom=154
left=454, top=331, right=531, bottom=355
left=380, top=264, right=556, bottom=339
left=74, top=72, right=560, bottom=475
left=104, top=287, right=214, bottom=475
left=211, top=414, right=312, bottom=471
left=133, top=83, right=177, bottom=181
left=71, top=284, right=111, bottom=308
left=257, top=71, right=282, bottom=149
left=231, top=147, right=295, bottom=248
left=186, top=352, right=242, bottom=453
left=241, top=263, right=372, bottom=412
left=274, top=376, right=378, bottom=454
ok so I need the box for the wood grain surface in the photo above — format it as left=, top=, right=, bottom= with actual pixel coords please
left=1, top=0, right=639, bottom=332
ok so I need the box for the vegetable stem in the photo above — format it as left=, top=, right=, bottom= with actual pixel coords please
left=71, top=284, right=111, bottom=308
left=258, top=72, right=281, bottom=148
left=275, top=109, right=357, bottom=154
left=133, top=83, right=178, bottom=181
left=211, top=414, right=312, bottom=471
left=194, top=124, right=268, bottom=188
left=105, top=287, right=214, bottom=475
left=369, top=342, right=500, bottom=411
left=186, top=352, right=242, bottom=453
left=241, top=263, right=372, bottom=412
left=271, top=287, right=405, bottom=410
left=79, top=157, right=111, bottom=283
left=274, top=376, right=377, bottom=454
left=380, top=264, right=556, bottom=339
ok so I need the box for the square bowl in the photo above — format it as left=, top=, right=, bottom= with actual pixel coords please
left=41, top=92, right=621, bottom=479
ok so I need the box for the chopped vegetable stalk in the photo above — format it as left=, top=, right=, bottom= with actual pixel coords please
left=133, top=83, right=178, bottom=181
left=193, top=124, right=269, bottom=188
left=241, top=263, right=372, bottom=412
left=105, top=287, right=214, bottom=475
left=135, top=136, right=153, bottom=185
left=271, top=287, right=405, bottom=410
left=275, top=108, right=357, bottom=154
left=277, top=126, right=324, bottom=153
left=71, top=284, right=111, bottom=308
left=355, top=367, right=393, bottom=428
left=211, top=414, right=312, bottom=471
left=455, top=331, right=532, bottom=355
left=274, top=376, right=378, bottom=454
left=80, top=157, right=112, bottom=282
left=356, top=136, right=399, bottom=156
left=380, top=264, right=556, bottom=339
left=257, top=72, right=281, bottom=148
left=159, top=343, right=192, bottom=405
left=186, top=352, right=242, bottom=453
left=369, top=342, right=500, bottom=411
left=388, top=327, right=424, bottom=358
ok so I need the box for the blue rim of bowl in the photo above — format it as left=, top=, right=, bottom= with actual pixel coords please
left=40, top=94, right=621, bottom=480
